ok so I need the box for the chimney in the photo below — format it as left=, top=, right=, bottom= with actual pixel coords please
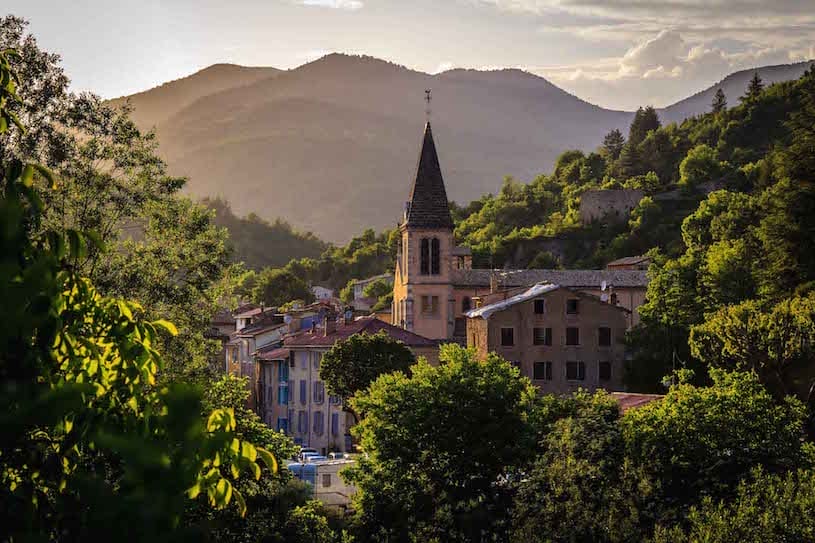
left=489, top=272, right=499, bottom=294
left=344, top=307, right=354, bottom=325
left=473, top=296, right=483, bottom=309
left=323, top=313, right=336, bottom=337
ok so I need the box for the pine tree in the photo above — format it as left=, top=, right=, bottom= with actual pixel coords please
left=628, top=106, right=661, bottom=147
left=712, top=88, right=727, bottom=114
left=743, top=71, right=764, bottom=102
left=602, top=128, right=625, bottom=160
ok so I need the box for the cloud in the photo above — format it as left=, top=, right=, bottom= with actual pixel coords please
left=299, top=0, right=364, bottom=10
left=525, top=28, right=813, bottom=109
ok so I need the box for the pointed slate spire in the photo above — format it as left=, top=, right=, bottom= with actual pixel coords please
left=404, top=122, right=454, bottom=229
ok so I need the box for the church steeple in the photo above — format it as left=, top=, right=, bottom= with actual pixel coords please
left=403, top=121, right=454, bottom=230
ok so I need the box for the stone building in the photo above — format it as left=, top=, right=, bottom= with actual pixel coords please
left=466, top=283, right=629, bottom=394
left=255, top=315, right=439, bottom=455
left=392, top=122, right=649, bottom=341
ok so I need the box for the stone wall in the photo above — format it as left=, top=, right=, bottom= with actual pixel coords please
left=579, top=189, right=645, bottom=224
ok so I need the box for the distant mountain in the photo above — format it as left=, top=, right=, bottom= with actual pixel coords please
left=659, top=61, right=814, bottom=123
left=114, top=54, right=630, bottom=242
left=113, top=55, right=812, bottom=243
left=108, top=63, right=281, bottom=128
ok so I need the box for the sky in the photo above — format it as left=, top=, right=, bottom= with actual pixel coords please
left=5, top=0, right=815, bottom=110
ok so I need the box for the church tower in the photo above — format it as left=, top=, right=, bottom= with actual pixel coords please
left=392, top=120, right=456, bottom=340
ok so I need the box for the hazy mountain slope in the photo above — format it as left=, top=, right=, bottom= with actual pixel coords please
left=141, top=54, right=630, bottom=241
left=108, top=63, right=281, bottom=128
left=116, top=54, right=812, bottom=243
left=659, top=61, right=813, bottom=123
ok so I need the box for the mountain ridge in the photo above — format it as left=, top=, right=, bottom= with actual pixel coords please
left=111, top=54, right=812, bottom=242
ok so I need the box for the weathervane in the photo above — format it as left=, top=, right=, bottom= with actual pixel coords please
left=425, top=89, right=432, bottom=121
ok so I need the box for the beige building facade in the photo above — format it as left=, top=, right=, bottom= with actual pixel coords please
left=466, top=284, right=629, bottom=394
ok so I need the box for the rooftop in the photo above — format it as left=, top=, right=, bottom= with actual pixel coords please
left=452, top=269, right=649, bottom=289
left=403, top=122, right=454, bottom=230
left=284, top=316, right=438, bottom=348
left=465, top=283, right=559, bottom=319
left=610, top=392, right=664, bottom=413
left=606, top=255, right=650, bottom=268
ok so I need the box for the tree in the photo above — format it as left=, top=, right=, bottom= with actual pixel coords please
left=621, top=370, right=811, bottom=530
left=345, top=345, right=537, bottom=542
left=743, top=71, right=764, bottom=102
left=712, top=88, right=727, bottom=114
left=678, top=144, right=725, bottom=188
left=654, top=469, right=815, bottom=543
left=512, top=392, right=639, bottom=543
left=690, top=295, right=815, bottom=400
left=361, top=278, right=391, bottom=300
left=252, top=268, right=314, bottom=307
left=320, top=331, right=415, bottom=422
left=0, top=49, right=277, bottom=539
left=602, top=128, right=626, bottom=160
left=628, top=106, right=661, bottom=147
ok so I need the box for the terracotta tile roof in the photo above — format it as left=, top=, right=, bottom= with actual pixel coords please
left=610, top=392, right=663, bottom=413
left=451, top=269, right=649, bottom=289
left=284, top=316, right=438, bottom=348
left=403, top=122, right=454, bottom=230
left=256, top=346, right=290, bottom=361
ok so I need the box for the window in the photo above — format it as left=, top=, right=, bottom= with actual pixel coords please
left=278, top=360, right=289, bottom=382
left=566, top=361, right=586, bottom=381
left=329, top=394, right=341, bottom=405
left=312, top=353, right=320, bottom=369
left=500, top=327, right=515, bottom=346
left=462, top=296, right=472, bottom=312
left=533, top=327, right=553, bottom=346
left=431, top=238, right=441, bottom=275
left=421, top=295, right=439, bottom=315
left=610, top=292, right=618, bottom=305
left=420, top=238, right=430, bottom=275
left=599, top=361, right=612, bottom=381
left=599, top=327, right=612, bottom=347
left=566, top=327, right=580, bottom=346
left=454, top=317, right=466, bottom=337
left=276, top=418, right=288, bottom=433
left=314, top=381, right=325, bottom=404
left=566, top=299, right=580, bottom=314
left=298, top=411, right=308, bottom=433
left=331, top=413, right=340, bottom=436
left=313, top=411, right=324, bottom=435
left=277, top=382, right=289, bottom=405
left=299, top=380, right=307, bottom=404
left=322, top=474, right=332, bottom=487
left=534, top=299, right=545, bottom=314
left=533, top=361, right=553, bottom=381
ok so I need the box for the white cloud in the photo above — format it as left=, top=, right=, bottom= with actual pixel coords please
left=526, top=28, right=813, bottom=109
left=299, top=0, right=364, bottom=10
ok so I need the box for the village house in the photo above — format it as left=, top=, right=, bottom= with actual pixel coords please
left=255, top=314, right=439, bottom=455
left=465, top=283, right=629, bottom=394
left=391, top=121, right=649, bottom=342
left=347, top=273, right=393, bottom=312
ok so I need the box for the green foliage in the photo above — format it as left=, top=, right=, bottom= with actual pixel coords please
left=346, top=345, right=537, bottom=542
left=252, top=268, right=315, bottom=307
left=0, top=50, right=277, bottom=538
left=621, top=370, right=812, bottom=529
left=205, top=197, right=327, bottom=271
left=512, top=392, right=638, bottom=542
left=678, top=144, right=726, bottom=187
left=320, top=331, right=415, bottom=419
left=361, top=278, right=391, bottom=299
left=712, top=88, right=727, bottom=114
left=743, top=71, right=764, bottom=103
left=690, top=295, right=815, bottom=399
left=628, top=106, right=661, bottom=147
left=602, top=128, right=626, bottom=160
left=654, top=469, right=815, bottom=543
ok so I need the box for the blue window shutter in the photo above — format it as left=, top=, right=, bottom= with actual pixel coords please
left=300, top=380, right=307, bottom=404
left=331, top=413, right=339, bottom=436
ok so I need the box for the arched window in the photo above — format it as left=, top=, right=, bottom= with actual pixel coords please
left=431, top=238, right=441, bottom=275
left=462, top=296, right=472, bottom=312
left=420, top=238, right=430, bottom=275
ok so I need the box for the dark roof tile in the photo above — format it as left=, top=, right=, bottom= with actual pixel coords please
left=403, top=122, right=454, bottom=229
